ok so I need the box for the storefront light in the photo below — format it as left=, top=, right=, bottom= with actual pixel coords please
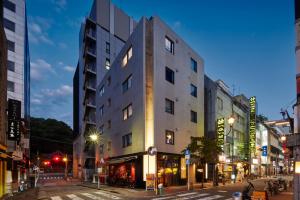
left=219, top=155, right=225, bottom=162
left=252, top=158, right=258, bottom=165
left=225, top=159, right=231, bottom=163
left=295, top=161, right=300, bottom=174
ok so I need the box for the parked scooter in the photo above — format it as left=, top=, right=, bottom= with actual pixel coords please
left=242, top=180, right=255, bottom=200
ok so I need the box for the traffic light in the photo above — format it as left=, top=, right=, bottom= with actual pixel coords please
left=53, top=156, right=60, bottom=162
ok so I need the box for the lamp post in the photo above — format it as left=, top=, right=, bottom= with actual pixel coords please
left=63, top=155, right=68, bottom=179
left=226, top=115, right=235, bottom=183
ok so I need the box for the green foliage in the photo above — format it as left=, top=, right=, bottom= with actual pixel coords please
left=185, top=136, right=223, bottom=164
left=30, top=117, right=73, bottom=157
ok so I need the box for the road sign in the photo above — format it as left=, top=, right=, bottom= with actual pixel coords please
left=186, top=159, right=190, bottom=165
left=262, top=146, right=267, bottom=156
left=185, top=149, right=190, bottom=155
left=185, top=154, right=190, bottom=160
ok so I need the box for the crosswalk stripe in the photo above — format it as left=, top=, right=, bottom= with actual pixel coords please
left=66, top=194, right=84, bottom=200
left=51, top=196, right=63, bottom=200
left=182, top=193, right=210, bottom=199
left=94, top=191, right=121, bottom=199
left=177, top=192, right=198, bottom=197
left=196, top=195, right=223, bottom=200
left=217, top=190, right=227, bottom=193
left=81, top=193, right=105, bottom=200
left=151, top=196, right=174, bottom=200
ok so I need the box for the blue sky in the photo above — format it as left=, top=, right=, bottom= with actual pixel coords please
left=27, top=0, right=296, bottom=127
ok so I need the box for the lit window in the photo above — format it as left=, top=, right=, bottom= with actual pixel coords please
left=190, top=84, right=197, bottom=97
left=123, top=104, right=133, bottom=120
left=99, top=86, right=105, bottom=96
left=191, top=58, right=197, bottom=73
left=122, top=74, right=132, bottom=93
left=165, top=37, right=174, bottom=54
left=105, top=58, right=110, bottom=70
left=191, top=110, right=197, bottom=123
left=165, top=67, right=174, bottom=84
left=165, top=130, right=174, bottom=145
left=122, top=133, right=132, bottom=147
left=165, top=98, right=174, bottom=115
left=7, top=81, right=14, bottom=92
left=122, top=47, right=133, bottom=67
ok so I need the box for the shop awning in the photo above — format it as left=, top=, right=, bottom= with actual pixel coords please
left=107, top=156, right=138, bottom=165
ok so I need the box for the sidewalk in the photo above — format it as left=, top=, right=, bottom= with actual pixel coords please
left=269, top=192, right=293, bottom=200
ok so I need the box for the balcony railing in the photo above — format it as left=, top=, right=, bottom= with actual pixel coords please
left=86, top=29, right=96, bottom=39
left=85, top=64, right=96, bottom=74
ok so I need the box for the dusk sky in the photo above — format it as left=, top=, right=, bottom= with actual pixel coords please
left=27, top=0, right=295, bottom=127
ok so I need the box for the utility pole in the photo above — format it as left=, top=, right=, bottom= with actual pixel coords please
left=293, top=0, right=300, bottom=199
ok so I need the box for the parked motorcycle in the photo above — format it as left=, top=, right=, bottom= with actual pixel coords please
left=242, top=180, right=255, bottom=200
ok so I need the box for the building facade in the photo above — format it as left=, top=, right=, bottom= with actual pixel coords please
left=95, top=16, right=204, bottom=187
left=204, top=76, right=250, bottom=182
left=73, top=0, right=136, bottom=180
left=2, top=0, right=30, bottom=192
left=0, top=0, right=8, bottom=196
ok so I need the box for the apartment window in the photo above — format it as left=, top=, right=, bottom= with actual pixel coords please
left=165, top=130, right=174, bottom=145
left=190, top=84, right=197, bottom=97
left=99, top=124, right=104, bottom=134
left=122, top=47, right=132, bottom=67
left=99, top=144, right=104, bottom=154
left=191, top=110, right=197, bottom=123
left=191, top=58, right=197, bottom=73
left=122, top=74, right=132, bottom=93
left=165, top=37, right=174, bottom=54
left=217, top=97, right=223, bottom=111
left=122, top=133, right=132, bottom=147
left=123, top=104, right=133, bottom=120
left=7, top=81, right=14, bottom=92
left=165, top=67, right=174, bottom=84
left=3, top=0, right=16, bottom=12
left=108, top=120, right=111, bottom=129
left=7, top=60, right=15, bottom=72
left=99, top=86, right=105, bottom=96
left=165, top=98, right=174, bottom=115
left=107, top=141, right=111, bottom=151
left=105, top=58, right=110, bottom=70
left=7, top=40, right=15, bottom=52
left=107, top=76, right=111, bottom=86
left=107, top=98, right=111, bottom=107
left=3, top=18, right=15, bottom=32
left=99, top=105, right=104, bottom=117
left=105, top=42, right=110, bottom=54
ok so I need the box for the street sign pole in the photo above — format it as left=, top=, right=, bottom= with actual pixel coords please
left=185, top=149, right=191, bottom=191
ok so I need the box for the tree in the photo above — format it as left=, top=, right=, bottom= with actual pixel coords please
left=185, top=136, right=223, bottom=187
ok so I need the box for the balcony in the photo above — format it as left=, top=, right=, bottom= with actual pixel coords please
left=84, top=112, right=96, bottom=125
left=84, top=98, right=96, bottom=109
left=84, top=63, right=96, bottom=75
left=84, top=80, right=96, bottom=92
left=85, top=47, right=96, bottom=58
left=86, top=29, right=96, bottom=41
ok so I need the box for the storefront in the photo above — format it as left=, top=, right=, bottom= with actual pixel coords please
left=157, top=154, right=181, bottom=186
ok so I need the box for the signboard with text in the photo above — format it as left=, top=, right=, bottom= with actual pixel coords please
left=7, top=99, right=21, bottom=141
left=249, top=96, right=257, bottom=154
left=262, top=146, right=267, bottom=156
left=217, top=118, right=225, bottom=150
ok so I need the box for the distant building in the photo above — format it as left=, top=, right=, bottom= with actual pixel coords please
left=2, top=0, right=30, bottom=192
left=0, top=0, right=8, bottom=197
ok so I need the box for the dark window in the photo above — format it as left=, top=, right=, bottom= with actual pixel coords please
left=7, top=81, right=14, bottom=92
left=191, top=110, right=197, bottom=123
left=99, top=144, right=104, bottom=154
left=106, top=42, right=110, bottom=54
left=165, top=36, right=174, bottom=54
left=122, top=133, right=132, bottom=147
left=123, top=104, right=133, bottom=120
left=122, top=74, right=132, bottom=93
left=99, top=105, right=104, bottom=117
left=108, top=120, right=111, bottom=129
left=105, top=58, right=110, bottom=70
left=165, top=130, right=174, bottom=145
left=107, top=141, right=111, bottom=151
left=7, top=60, right=15, bottom=71
left=165, top=98, right=174, bottom=115
left=7, top=40, right=15, bottom=52
left=3, top=0, right=16, bottom=12
left=3, top=18, right=15, bottom=32
left=99, top=125, right=104, bottom=134
left=217, top=97, right=223, bottom=111
left=190, top=84, right=197, bottom=97
left=165, top=67, right=174, bottom=84
left=107, top=76, right=111, bottom=86
left=191, top=58, right=197, bottom=73
left=107, top=98, right=111, bottom=107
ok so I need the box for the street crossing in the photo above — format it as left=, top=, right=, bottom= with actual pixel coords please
left=151, top=191, right=232, bottom=200
left=50, top=191, right=122, bottom=200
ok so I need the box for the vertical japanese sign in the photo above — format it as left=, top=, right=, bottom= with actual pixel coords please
left=249, top=96, right=257, bottom=154
left=7, top=99, right=21, bottom=141
left=217, top=118, right=225, bottom=150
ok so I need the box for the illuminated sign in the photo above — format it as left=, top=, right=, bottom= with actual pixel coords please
left=217, top=118, right=225, bottom=150
left=249, top=96, right=257, bottom=154
left=7, top=99, right=21, bottom=141
left=262, top=146, right=267, bottom=156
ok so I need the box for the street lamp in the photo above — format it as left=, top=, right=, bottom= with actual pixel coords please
left=281, top=135, right=286, bottom=142
left=226, top=115, right=235, bottom=183
left=89, top=134, right=99, bottom=142
left=63, top=155, right=68, bottom=179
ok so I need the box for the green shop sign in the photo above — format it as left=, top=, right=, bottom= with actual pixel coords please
left=217, top=118, right=225, bottom=150
left=249, top=96, right=256, bottom=154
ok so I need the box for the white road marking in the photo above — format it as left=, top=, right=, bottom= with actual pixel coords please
left=177, top=192, right=198, bottom=197
left=81, top=193, right=104, bottom=200
left=151, top=196, right=174, bottom=200
left=94, top=191, right=121, bottom=199
left=51, top=197, right=63, bottom=200
left=217, top=190, right=227, bottom=193
left=196, top=195, right=223, bottom=200
left=182, top=193, right=210, bottom=199
left=66, top=194, right=84, bottom=200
